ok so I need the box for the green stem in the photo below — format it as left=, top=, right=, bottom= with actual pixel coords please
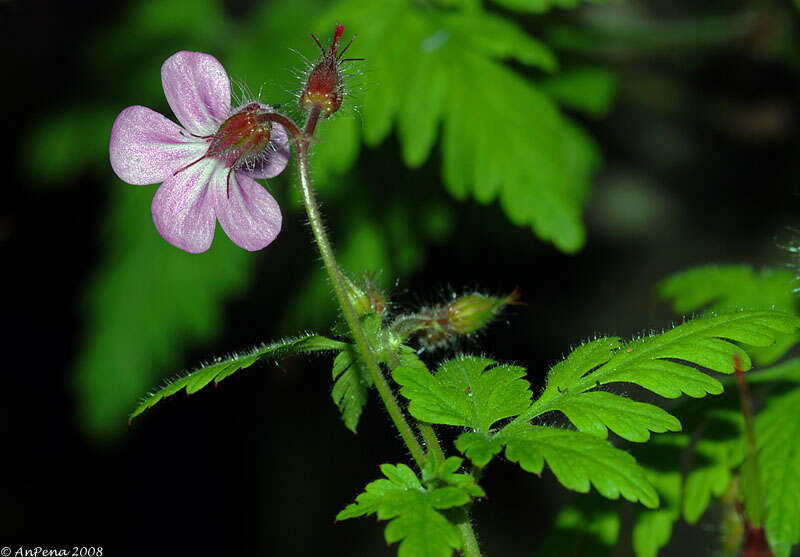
left=292, top=104, right=482, bottom=556
left=383, top=352, right=481, bottom=556
left=294, top=106, right=426, bottom=469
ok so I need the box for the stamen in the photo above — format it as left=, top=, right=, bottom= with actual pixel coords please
left=338, top=34, right=357, bottom=59
left=310, top=33, right=324, bottom=53
left=173, top=155, right=207, bottom=176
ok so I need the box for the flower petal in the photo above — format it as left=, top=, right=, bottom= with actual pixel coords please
left=244, top=122, right=291, bottom=179
left=109, top=105, right=206, bottom=185
left=213, top=170, right=282, bottom=251
left=151, top=158, right=218, bottom=253
left=161, top=51, right=231, bottom=136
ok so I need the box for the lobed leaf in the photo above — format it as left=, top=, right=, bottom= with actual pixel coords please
left=392, top=356, right=531, bottom=433
left=316, top=0, right=602, bottom=252
left=129, top=334, right=344, bottom=421
left=531, top=311, right=800, bottom=422
left=337, top=463, right=480, bottom=557
left=553, top=391, right=681, bottom=442
left=498, top=424, right=659, bottom=508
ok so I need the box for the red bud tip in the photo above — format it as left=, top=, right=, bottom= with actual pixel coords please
left=333, top=23, right=345, bottom=51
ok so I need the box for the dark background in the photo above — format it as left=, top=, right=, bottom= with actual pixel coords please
left=3, top=0, right=800, bottom=555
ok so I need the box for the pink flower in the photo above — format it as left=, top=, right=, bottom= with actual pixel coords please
left=109, top=51, right=290, bottom=253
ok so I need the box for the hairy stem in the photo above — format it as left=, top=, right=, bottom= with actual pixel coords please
left=291, top=105, right=482, bottom=556
left=294, top=106, right=426, bottom=468
left=383, top=352, right=481, bottom=556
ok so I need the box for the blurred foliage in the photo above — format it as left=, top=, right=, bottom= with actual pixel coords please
left=24, top=0, right=614, bottom=439
left=659, top=265, right=800, bottom=365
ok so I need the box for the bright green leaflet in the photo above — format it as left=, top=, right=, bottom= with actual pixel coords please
left=337, top=463, right=481, bottom=557
left=499, top=424, right=659, bottom=508
left=392, top=356, right=531, bottom=433
left=129, top=335, right=344, bottom=421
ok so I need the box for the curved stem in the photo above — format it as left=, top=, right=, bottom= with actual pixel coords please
left=383, top=351, right=481, bottom=556
left=291, top=105, right=482, bottom=556
left=295, top=106, right=426, bottom=469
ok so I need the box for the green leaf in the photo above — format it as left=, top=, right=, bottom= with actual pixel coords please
left=756, top=387, right=800, bottom=556
left=130, top=334, right=344, bottom=421
left=515, top=311, right=797, bottom=454
left=392, top=356, right=532, bottom=432
left=498, top=424, right=659, bottom=508
left=633, top=508, right=676, bottom=557
left=531, top=311, right=800, bottom=418
left=553, top=391, right=681, bottom=442
left=80, top=188, right=253, bottom=438
left=630, top=436, right=686, bottom=557
left=443, top=11, right=558, bottom=70
left=540, top=67, right=618, bottom=116
left=332, top=346, right=374, bottom=433
left=455, top=432, right=505, bottom=468
left=25, top=108, right=120, bottom=185
left=422, top=456, right=486, bottom=499
left=681, top=410, right=743, bottom=524
left=538, top=499, right=620, bottom=557
left=337, top=463, right=478, bottom=557
left=317, top=1, right=600, bottom=252
left=659, top=265, right=800, bottom=364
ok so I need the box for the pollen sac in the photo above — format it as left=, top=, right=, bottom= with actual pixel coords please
left=206, top=103, right=273, bottom=167
left=300, top=24, right=358, bottom=118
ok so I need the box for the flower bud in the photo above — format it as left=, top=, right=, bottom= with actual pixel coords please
left=343, top=272, right=386, bottom=317
left=299, top=24, right=361, bottom=118
left=392, top=288, right=523, bottom=350
left=447, top=289, right=522, bottom=335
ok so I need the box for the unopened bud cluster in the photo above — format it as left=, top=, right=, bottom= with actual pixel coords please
left=392, top=289, right=522, bottom=350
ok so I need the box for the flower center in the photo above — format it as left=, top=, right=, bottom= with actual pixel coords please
left=172, top=103, right=277, bottom=198
left=206, top=102, right=272, bottom=168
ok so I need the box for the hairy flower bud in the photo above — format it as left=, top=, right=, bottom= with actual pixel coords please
left=391, top=288, right=523, bottom=350
left=446, top=289, right=522, bottom=335
left=343, top=272, right=386, bottom=317
left=299, top=24, right=362, bottom=118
